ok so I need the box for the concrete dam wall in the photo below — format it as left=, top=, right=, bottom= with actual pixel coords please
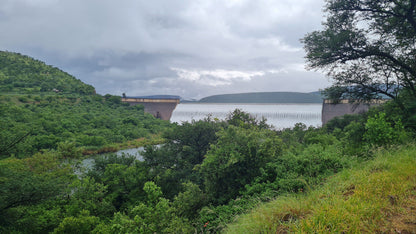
left=322, top=99, right=386, bottom=125
left=122, top=97, right=180, bottom=121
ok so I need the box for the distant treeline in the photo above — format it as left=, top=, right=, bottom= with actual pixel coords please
left=192, top=92, right=323, bottom=103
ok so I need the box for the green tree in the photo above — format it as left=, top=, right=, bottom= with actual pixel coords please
left=199, top=126, right=282, bottom=204
left=303, top=0, right=416, bottom=101
left=0, top=151, right=72, bottom=224
left=57, top=141, right=82, bottom=159
left=143, top=118, right=223, bottom=198
left=53, top=210, right=100, bottom=234
left=104, top=182, right=192, bottom=234
left=65, top=177, right=115, bottom=218
left=173, top=182, right=207, bottom=219
left=227, top=108, right=270, bottom=129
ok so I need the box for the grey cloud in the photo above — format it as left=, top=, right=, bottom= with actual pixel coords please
left=0, top=0, right=329, bottom=99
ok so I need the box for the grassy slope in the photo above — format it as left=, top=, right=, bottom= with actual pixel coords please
left=225, top=145, right=416, bottom=233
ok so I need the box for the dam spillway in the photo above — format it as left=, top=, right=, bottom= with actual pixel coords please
left=122, top=96, right=180, bottom=121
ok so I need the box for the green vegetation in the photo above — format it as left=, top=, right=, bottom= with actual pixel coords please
left=0, top=51, right=95, bottom=95
left=5, top=95, right=413, bottom=233
left=0, top=51, right=169, bottom=159
left=2, top=2, right=416, bottom=230
left=0, top=94, right=168, bottom=159
left=197, top=91, right=323, bottom=103
left=303, top=0, right=416, bottom=102
left=225, top=145, right=416, bottom=233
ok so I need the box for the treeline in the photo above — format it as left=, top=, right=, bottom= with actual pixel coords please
left=0, top=51, right=95, bottom=94
left=2, top=93, right=415, bottom=233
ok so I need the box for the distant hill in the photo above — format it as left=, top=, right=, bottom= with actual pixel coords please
left=0, top=51, right=95, bottom=95
left=198, top=92, right=323, bottom=103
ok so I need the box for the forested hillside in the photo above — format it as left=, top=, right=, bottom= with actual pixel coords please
left=0, top=94, right=169, bottom=159
left=0, top=51, right=95, bottom=94
left=0, top=51, right=169, bottom=159
left=198, top=92, right=323, bottom=103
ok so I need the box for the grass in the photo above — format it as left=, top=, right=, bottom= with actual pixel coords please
left=225, top=145, right=416, bottom=233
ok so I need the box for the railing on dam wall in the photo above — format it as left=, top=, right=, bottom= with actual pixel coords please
left=122, top=96, right=180, bottom=121
left=122, top=98, right=180, bottom=104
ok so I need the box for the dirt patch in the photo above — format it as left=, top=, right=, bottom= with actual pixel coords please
left=343, top=184, right=355, bottom=199
left=389, top=195, right=416, bottom=233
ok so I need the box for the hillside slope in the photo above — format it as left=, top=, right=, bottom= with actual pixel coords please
left=198, top=92, right=323, bottom=103
left=0, top=51, right=95, bottom=94
left=225, top=145, right=416, bottom=233
left=0, top=51, right=169, bottom=158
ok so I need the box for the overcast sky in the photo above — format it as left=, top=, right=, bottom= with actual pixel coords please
left=0, top=0, right=330, bottom=99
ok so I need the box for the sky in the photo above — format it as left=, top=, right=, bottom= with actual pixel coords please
left=0, top=0, right=330, bottom=100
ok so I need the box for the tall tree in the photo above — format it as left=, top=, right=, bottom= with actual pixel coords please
left=303, top=0, right=416, bottom=101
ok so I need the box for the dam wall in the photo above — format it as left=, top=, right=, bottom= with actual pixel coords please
left=122, top=97, right=180, bottom=121
left=322, top=99, right=386, bottom=125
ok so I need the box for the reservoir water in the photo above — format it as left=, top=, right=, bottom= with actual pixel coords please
left=170, top=103, right=322, bottom=129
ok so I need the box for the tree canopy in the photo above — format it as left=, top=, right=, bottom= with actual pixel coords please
left=303, top=0, right=416, bottom=101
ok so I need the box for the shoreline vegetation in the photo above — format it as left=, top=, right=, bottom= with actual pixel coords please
left=1, top=48, right=416, bottom=233
left=80, top=135, right=165, bottom=156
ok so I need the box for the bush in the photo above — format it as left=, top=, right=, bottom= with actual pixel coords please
left=57, top=141, right=82, bottom=159
left=18, top=96, right=29, bottom=103
left=364, top=112, right=405, bottom=146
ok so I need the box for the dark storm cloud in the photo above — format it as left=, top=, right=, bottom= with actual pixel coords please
left=0, top=0, right=329, bottom=99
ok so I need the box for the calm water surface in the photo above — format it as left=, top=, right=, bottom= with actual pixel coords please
left=171, top=103, right=322, bottom=129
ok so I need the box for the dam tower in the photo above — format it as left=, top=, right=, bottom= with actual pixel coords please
left=122, top=95, right=180, bottom=121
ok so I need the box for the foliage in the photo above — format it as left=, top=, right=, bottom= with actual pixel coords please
left=226, top=108, right=270, bottom=129
left=0, top=94, right=169, bottom=158
left=142, top=118, right=224, bottom=198
left=303, top=0, right=416, bottom=101
left=173, top=182, right=207, bottom=219
left=97, top=182, right=193, bottom=234
left=53, top=210, right=100, bottom=234
left=1, top=50, right=415, bottom=233
left=0, top=151, right=73, bottom=228
left=225, top=145, right=416, bottom=234
left=0, top=51, right=95, bottom=94
left=364, top=112, right=405, bottom=146
left=200, top=126, right=282, bottom=204
left=65, top=177, right=115, bottom=219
